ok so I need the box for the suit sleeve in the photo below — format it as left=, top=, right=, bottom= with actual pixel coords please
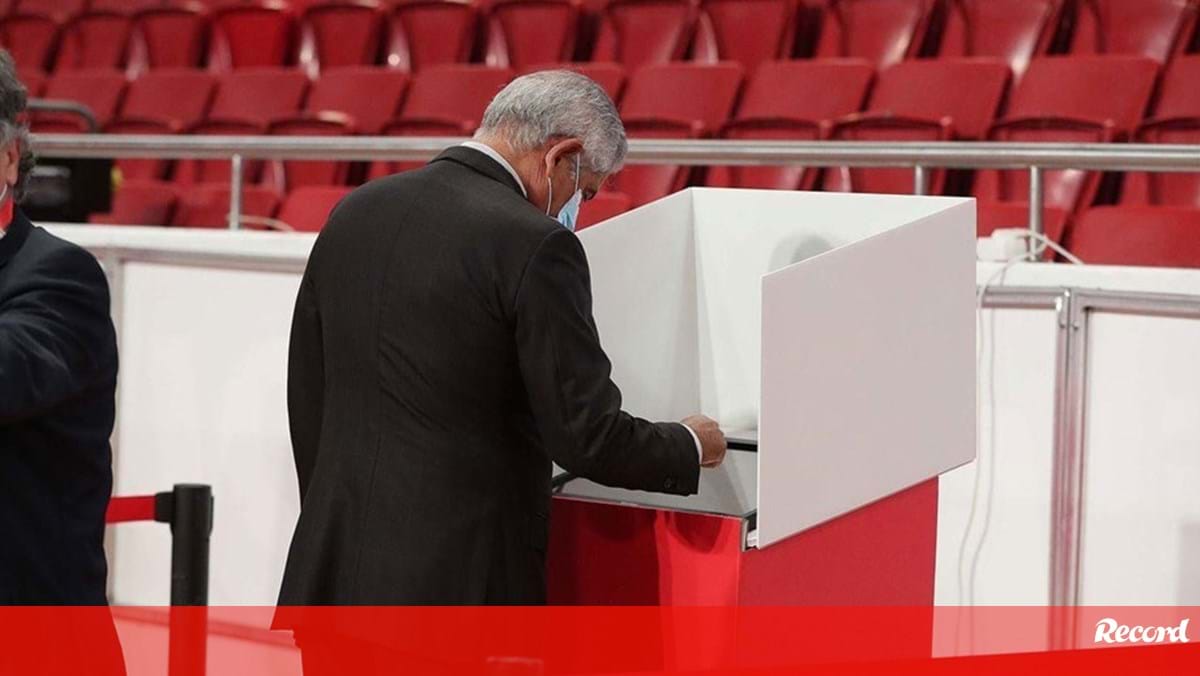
left=514, top=229, right=699, bottom=495
left=287, top=271, right=324, bottom=501
left=0, top=245, right=115, bottom=424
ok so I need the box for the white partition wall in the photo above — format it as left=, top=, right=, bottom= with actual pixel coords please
left=571, top=188, right=978, bottom=547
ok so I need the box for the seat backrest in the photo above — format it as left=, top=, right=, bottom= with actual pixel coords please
left=55, top=11, right=134, bottom=71
left=399, top=64, right=513, bottom=125
left=97, top=179, right=179, bottom=226
left=209, top=68, right=310, bottom=125
left=1006, top=55, right=1158, bottom=132
left=306, top=66, right=408, bottom=133
left=91, top=0, right=162, bottom=11
left=591, top=0, right=698, bottom=71
left=117, top=69, right=216, bottom=129
left=1123, top=56, right=1200, bottom=207
left=620, top=62, right=742, bottom=132
left=267, top=114, right=354, bottom=190
left=577, top=190, right=631, bottom=230
left=210, top=1, right=296, bottom=70
left=938, top=0, right=1064, bottom=78
left=709, top=60, right=872, bottom=191
left=300, top=1, right=385, bottom=77
left=1071, top=0, right=1197, bottom=62
left=0, top=13, right=62, bottom=72
left=814, top=0, right=935, bottom=69
left=131, top=6, right=209, bottom=70
left=692, top=0, right=798, bottom=74
left=517, top=62, right=626, bottom=101
left=387, top=0, right=478, bottom=72
left=1067, top=205, right=1200, bottom=267
left=276, top=185, right=353, bottom=232
left=485, top=0, right=579, bottom=69
left=172, top=183, right=280, bottom=229
left=863, top=57, right=1010, bottom=139
left=34, top=68, right=126, bottom=132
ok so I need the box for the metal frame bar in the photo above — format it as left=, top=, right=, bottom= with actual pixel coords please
left=29, top=135, right=1200, bottom=171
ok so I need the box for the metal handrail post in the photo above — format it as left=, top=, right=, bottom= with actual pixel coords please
left=228, top=154, right=243, bottom=231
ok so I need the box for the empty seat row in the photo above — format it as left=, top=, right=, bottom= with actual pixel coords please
left=4, top=0, right=1198, bottom=77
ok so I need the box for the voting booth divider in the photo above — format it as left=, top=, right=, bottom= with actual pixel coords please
left=549, top=189, right=978, bottom=606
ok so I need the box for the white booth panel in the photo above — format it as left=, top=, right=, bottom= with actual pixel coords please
left=758, top=202, right=977, bottom=547
left=1080, top=313, right=1200, bottom=604
left=112, top=262, right=301, bottom=604
left=583, top=191, right=701, bottom=422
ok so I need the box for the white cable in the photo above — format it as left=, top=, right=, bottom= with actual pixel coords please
left=954, top=231, right=1084, bottom=653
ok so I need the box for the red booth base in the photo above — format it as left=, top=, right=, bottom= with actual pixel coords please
left=547, top=478, right=939, bottom=606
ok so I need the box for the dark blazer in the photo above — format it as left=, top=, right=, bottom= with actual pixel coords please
left=278, top=146, right=699, bottom=605
left=0, top=210, right=118, bottom=604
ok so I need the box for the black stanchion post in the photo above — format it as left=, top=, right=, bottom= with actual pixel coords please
left=157, top=484, right=213, bottom=676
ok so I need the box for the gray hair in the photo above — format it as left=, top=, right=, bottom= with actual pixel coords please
left=0, top=49, right=33, bottom=201
left=475, top=70, right=627, bottom=175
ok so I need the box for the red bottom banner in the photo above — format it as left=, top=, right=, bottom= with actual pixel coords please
left=0, top=606, right=1196, bottom=675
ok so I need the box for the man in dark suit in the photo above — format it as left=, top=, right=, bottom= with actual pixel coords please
left=0, top=51, right=119, bottom=605
left=278, top=71, right=726, bottom=611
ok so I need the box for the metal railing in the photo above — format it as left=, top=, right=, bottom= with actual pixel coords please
left=32, top=133, right=1200, bottom=237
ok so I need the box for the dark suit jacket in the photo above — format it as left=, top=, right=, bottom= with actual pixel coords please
left=0, top=210, right=118, bottom=604
left=278, top=146, right=699, bottom=605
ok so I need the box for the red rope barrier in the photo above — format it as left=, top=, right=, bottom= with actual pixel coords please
left=106, top=495, right=157, bottom=523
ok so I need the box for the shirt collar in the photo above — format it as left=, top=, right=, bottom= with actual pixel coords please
left=459, top=141, right=528, bottom=198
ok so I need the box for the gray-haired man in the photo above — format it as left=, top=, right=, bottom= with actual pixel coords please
left=277, top=71, right=725, bottom=608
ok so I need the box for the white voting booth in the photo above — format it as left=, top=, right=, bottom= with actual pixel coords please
left=556, top=188, right=977, bottom=551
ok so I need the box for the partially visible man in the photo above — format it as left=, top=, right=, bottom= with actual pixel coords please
left=278, top=70, right=726, bottom=612
left=0, top=50, right=119, bottom=605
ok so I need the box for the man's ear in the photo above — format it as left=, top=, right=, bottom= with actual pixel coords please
left=547, top=138, right=584, bottom=167
left=3, top=140, right=18, bottom=188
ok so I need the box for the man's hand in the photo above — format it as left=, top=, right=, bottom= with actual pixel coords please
left=682, top=415, right=726, bottom=469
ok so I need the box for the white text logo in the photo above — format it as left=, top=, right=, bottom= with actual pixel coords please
left=1094, top=618, right=1190, bottom=644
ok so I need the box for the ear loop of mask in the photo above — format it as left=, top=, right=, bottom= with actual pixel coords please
left=544, top=153, right=580, bottom=217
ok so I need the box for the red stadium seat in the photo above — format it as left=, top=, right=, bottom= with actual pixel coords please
left=485, top=0, right=580, bottom=69
left=973, top=56, right=1160, bottom=220
left=175, top=119, right=268, bottom=186
left=300, top=66, right=409, bottom=134
left=106, top=70, right=217, bottom=180
left=276, top=185, right=352, bottom=232
left=1123, top=55, right=1200, bottom=207
left=90, top=0, right=161, bottom=11
left=370, top=65, right=513, bottom=177
left=814, top=0, right=936, bottom=70
left=267, top=113, right=354, bottom=191
left=209, top=1, right=296, bottom=70
left=385, top=0, right=478, bottom=72
left=209, top=68, right=310, bottom=126
left=708, top=58, right=874, bottom=191
left=32, top=68, right=125, bottom=132
left=90, top=179, right=179, bottom=226
left=0, top=12, right=62, bottom=72
left=1066, top=205, right=1200, bottom=267
left=171, top=183, right=281, bottom=229
left=128, top=5, right=209, bottom=71
left=1071, top=0, right=1197, bottom=62
left=692, top=0, right=799, bottom=74
left=938, top=0, right=1065, bottom=79
left=54, top=10, right=134, bottom=71
left=823, top=58, right=1010, bottom=195
left=616, top=62, right=743, bottom=206
left=577, top=190, right=631, bottom=229
left=298, top=1, right=385, bottom=77
left=517, top=62, right=625, bottom=101
left=591, top=0, right=698, bottom=71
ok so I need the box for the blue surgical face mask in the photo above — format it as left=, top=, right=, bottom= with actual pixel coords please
left=547, top=154, right=582, bottom=231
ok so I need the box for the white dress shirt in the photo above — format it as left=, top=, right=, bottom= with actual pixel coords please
left=457, top=141, right=705, bottom=465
